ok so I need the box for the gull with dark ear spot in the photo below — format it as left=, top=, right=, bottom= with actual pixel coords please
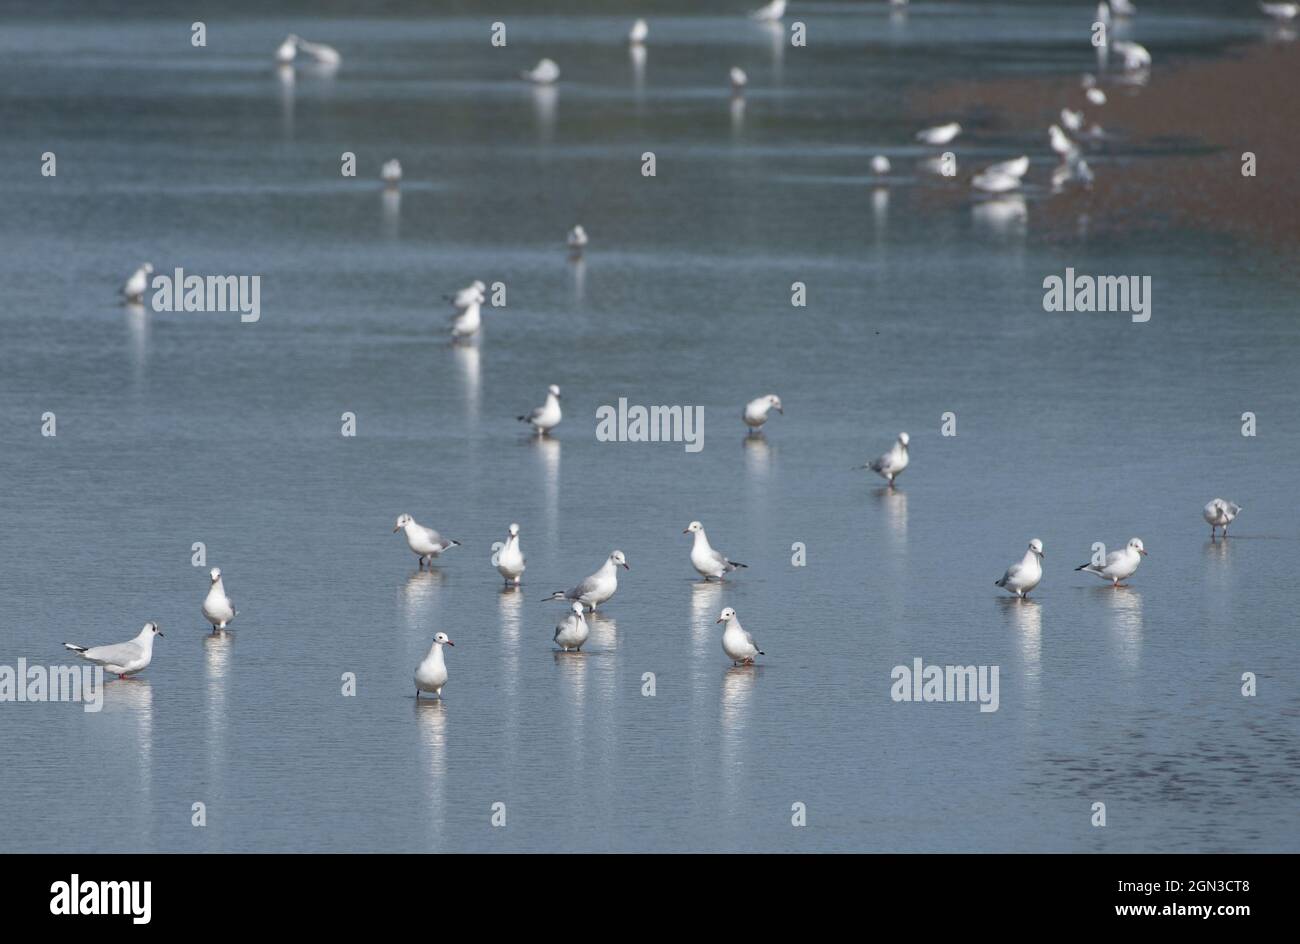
left=716, top=608, right=763, bottom=665
left=393, top=513, right=460, bottom=568
left=203, top=567, right=236, bottom=632
left=742, top=394, right=782, bottom=432
left=995, top=539, right=1044, bottom=598
left=414, top=632, right=455, bottom=699
left=1075, top=537, right=1147, bottom=587
left=543, top=551, right=628, bottom=610
left=64, top=623, right=163, bottom=679
left=1203, top=499, right=1242, bottom=540
left=518, top=385, right=562, bottom=435
left=684, top=521, right=748, bottom=581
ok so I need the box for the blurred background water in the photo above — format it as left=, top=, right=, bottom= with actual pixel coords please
left=0, top=1, right=1296, bottom=852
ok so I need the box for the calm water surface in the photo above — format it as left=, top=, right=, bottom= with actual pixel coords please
left=1, top=2, right=1297, bottom=852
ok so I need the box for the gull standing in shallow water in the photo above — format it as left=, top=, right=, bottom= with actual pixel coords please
left=567, top=224, right=588, bottom=252
left=496, top=522, right=526, bottom=585
left=521, top=58, right=560, bottom=84
left=717, top=608, right=763, bottom=665
left=916, top=122, right=961, bottom=145
left=730, top=67, right=748, bottom=93
left=553, top=602, right=590, bottom=652
left=1076, top=538, right=1148, bottom=587
left=202, top=567, right=237, bottom=632
left=65, top=623, right=163, bottom=679
left=448, top=284, right=485, bottom=341
left=684, top=521, right=748, bottom=581
left=381, top=159, right=402, bottom=187
left=122, top=263, right=153, bottom=301
left=1203, top=499, right=1242, bottom=539
left=275, top=35, right=298, bottom=64
left=742, top=394, right=782, bottom=432
left=296, top=38, right=340, bottom=67
left=394, top=514, right=460, bottom=568
left=414, top=632, right=454, bottom=699
left=861, top=432, right=910, bottom=486
left=518, top=384, right=562, bottom=435
left=543, top=551, right=628, bottom=610
left=629, top=18, right=648, bottom=44
left=995, top=539, right=1045, bottom=598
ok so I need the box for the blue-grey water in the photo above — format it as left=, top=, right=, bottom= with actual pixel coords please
left=1, top=2, right=1297, bottom=852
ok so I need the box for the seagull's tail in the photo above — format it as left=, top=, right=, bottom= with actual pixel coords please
left=730, top=561, right=749, bottom=569
left=1074, top=563, right=1091, bottom=572
left=994, top=577, right=1006, bottom=587
left=449, top=540, right=461, bottom=547
left=517, top=415, right=529, bottom=422
left=63, top=643, right=87, bottom=653
left=757, top=649, right=766, bottom=655
left=542, top=591, right=568, bottom=602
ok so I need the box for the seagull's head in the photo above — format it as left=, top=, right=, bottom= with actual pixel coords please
left=143, top=263, right=154, bottom=274
left=611, top=550, right=629, bottom=570
left=434, top=632, right=454, bottom=647
left=209, top=567, right=221, bottom=582
left=471, top=280, right=486, bottom=292
left=394, top=513, right=413, bottom=532
left=1029, top=538, right=1044, bottom=557
left=767, top=395, right=783, bottom=414
left=571, top=601, right=585, bottom=617
left=1129, top=537, right=1147, bottom=556
left=548, top=384, right=561, bottom=399
left=508, top=522, right=520, bottom=537
left=716, top=607, right=736, bottom=624
left=684, top=521, right=703, bottom=534
left=286, top=34, right=299, bottom=44
left=145, top=621, right=164, bottom=638
left=898, top=431, right=910, bottom=447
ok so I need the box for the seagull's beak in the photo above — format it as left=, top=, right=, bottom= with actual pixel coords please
left=445, top=640, right=455, bottom=646
left=775, top=406, right=783, bottom=414
left=156, top=630, right=164, bottom=637
left=715, top=616, right=724, bottom=624
left=622, top=562, right=630, bottom=570
left=682, top=528, right=690, bottom=534
left=1039, top=550, right=1045, bottom=557
left=1138, top=548, right=1148, bottom=556
left=393, top=525, right=401, bottom=532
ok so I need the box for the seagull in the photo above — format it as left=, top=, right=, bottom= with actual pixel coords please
left=297, top=38, right=341, bottom=66
left=518, top=384, right=562, bottom=435
left=861, top=432, right=910, bottom=487
left=730, top=67, right=748, bottom=92
left=1075, top=537, right=1148, bottom=587
left=1261, top=3, right=1299, bottom=20
left=684, top=521, right=749, bottom=581
left=394, top=514, right=460, bottom=568
left=1049, top=124, right=1079, bottom=159
left=1086, top=87, right=1107, bottom=106
left=496, top=522, right=526, bottom=585
left=751, top=0, right=787, bottom=22
left=1061, top=108, right=1085, bottom=133
left=871, top=155, right=892, bottom=175
left=915, top=122, right=961, bottom=145
left=414, top=632, right=454, bottom=699
left=567, top=224, right=588, bottom=251
left=716, top=608, right=763, bottom=665
left=629, top=18, right=649, bottom=44
left=275, top=35, right=298, bottom=64
left=122, top=263, right=153, bottom=302
left=1203, top=499, right=1242, bottom=539
left=742, top=394, right=783, bottom=432
left=202, top=567, right=236, bottom=632
left=449, top=287, right=485, bottom=341
left=381, top=159, right=402, bottom=187
left=983, top=155, right=1030, bottom=179
left=543, top=551, right=628, bottom=610
left=553, top=602, right=590, bottom=652
left=1111, top=0, right=1137, bottom=15
left=972, top=167, right=1022, bottom=193
left=1112, top=40, right=1151, bottom=70
left=995, top=539, right=1045, bottom=598
left=444, top=280, right=486, bottom=308
left=64, top=623, right=163, bottom=679
left=521, top=58, right=560, bottom=84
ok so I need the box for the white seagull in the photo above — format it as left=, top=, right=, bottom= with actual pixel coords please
left=496, top=522, right=526, bottom=585
left=871, top=155, right=892, bottom=175
left=751, top=0, right=787, bottom=22
left=394, top=514, right=460, bottom=568
left=449, top=285, right=485, bottom=341
left=64, top=622, right=163, bottom=679
left=414, top=632, right=454, bottom=699
left=1061, top=108, right=1085, bottom=133
left=1261, top=3, right=1299, bottom=21
left=275, top=35, right=298, bottom=64
left=1086, top=87, right=1108, bottom=106
left=202, top=567, right=236, bottom=632
left=1075, top=537, right=1148, bottom=587
left=861, top=432, right=910, bottom=486
left=716, top=608, right=764, bottom=665
left=553, top=602, right=590, bottom=652
left=972, top=160, right=1024, bottom=193
left=742, top=394, right=783, bottom=432
left=567, top=224, right=588, bottom=251
left=444, top=279, right=486, bottom=309
left=1049, top=124, right=1080, bottom=159
left=684, top=521, right=749, bottom=581
left=518, top=384, right=562, bottom=435
left=381, top=159, right=402, bottom=187
left=1111, top=0, right=1137, bottom=15
left=1111, top=40, right=1151, bottom=70
left=1203, top=499, right=1242, bottom=539
left=521, top=58, right=560, bottom=84
left=543, top=551, right=629, bottom=610
left=730, top=67, right=748, bottom=92
left=629, top=18, right=649, bottom=44
left=995, top=539, right=1045, bottom=598
left=916, top=122, right=962, bottom=145
left=122, top=263, right=153, bottom=302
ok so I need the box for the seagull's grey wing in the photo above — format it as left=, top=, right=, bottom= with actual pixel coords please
left=572, top=572, right=601, bottom=597
left=1105, top=549, right=1125, bottom=568
left=421, top=524, right=444, bottom=545
left=744, top=630, right=759, bottom=650
left=82, top=641, right=142, bottom=666
left=709, top=548, right=729, bottom=566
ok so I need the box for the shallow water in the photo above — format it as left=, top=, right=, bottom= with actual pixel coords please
left=1, top=2, right=1297, bottom=852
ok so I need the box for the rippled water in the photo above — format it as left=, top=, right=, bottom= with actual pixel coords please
left=1, top=2, right=1297, bottom=852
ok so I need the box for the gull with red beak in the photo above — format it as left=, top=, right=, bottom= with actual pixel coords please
left=394, top=513, right=460, bottom=568
left=1075, top=538, right=1148, bottom=587
left=716, top=608, right=763, bottom=665
left=415, top=632, right=454, bottom=699
left=742, top=394, right=782, bottom=433
left=64, top=623, right=164, bottom=679
left=202, top=567, right=237, bottom=632
left=543, top=551, right=628, bottom=610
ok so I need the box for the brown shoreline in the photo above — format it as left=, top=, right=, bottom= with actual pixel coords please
left=911, top=36, right=1300, bottom=250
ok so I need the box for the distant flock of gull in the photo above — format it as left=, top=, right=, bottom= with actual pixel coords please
left=82, top=1, right=1261, bottom=697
